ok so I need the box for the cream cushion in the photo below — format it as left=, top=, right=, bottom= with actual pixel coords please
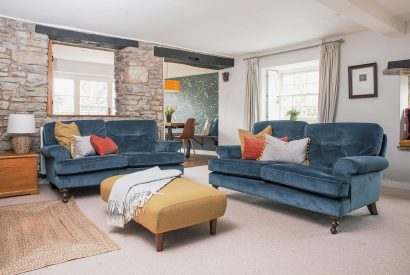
left=260, top=135, right=309, bottom=164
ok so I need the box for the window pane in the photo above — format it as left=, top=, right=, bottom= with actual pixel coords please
left=54, top=78, right=74, bottom=96
left=54, top=96, right=74, bottom=114
left=79, top=80, right=109, bottom=115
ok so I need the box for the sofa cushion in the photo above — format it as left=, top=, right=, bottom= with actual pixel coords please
left=43, top=120, right=107, bottom=146
left=252, top=120, right=307, bottom=141
left=123, top=152, right=185, bottom=167
left=305, top=123, right=384, bottom=168
left=55, top=154, right=128, bottom=175
left=106, top=120, right=158, bottom=152
left=208, top=158, right=276, bottom=179
left=260, top=164, right=349, bottom=198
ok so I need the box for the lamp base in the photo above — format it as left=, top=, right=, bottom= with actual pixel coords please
left=11, top=136, right=32, bottom=154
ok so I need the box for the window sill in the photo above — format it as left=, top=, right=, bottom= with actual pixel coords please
left=47, top=114, right=131, bottom=118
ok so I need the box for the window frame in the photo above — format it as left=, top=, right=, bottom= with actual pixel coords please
left=52, top=71, right=115, bottom=116
left=265, top=63, right=319, bottom=123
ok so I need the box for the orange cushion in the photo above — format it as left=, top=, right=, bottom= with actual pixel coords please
left=90, top=135, right=119, bottom=156
left=238, top=125, right=272, bottom=152
left=242, top=136, right=267, bottom=160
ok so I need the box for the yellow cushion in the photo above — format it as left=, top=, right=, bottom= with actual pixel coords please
left=238, top=125, right=272, bottom=152
left=101, top=176, right=227, bottom=234
left=54, top=121, right=80, bottom=151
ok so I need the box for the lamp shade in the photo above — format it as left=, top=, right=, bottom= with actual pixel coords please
left=7, top=114, right=36, bottom=134
left=164, top=79, right=181, bottom=92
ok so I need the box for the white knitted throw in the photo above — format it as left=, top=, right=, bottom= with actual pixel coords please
left=106, top=166, right=182, bottom=228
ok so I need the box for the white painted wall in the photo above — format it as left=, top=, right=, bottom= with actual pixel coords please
left=165, top=62, right=217, bottom=78
left=218, top=29, right=410, bottom=182
left=53, top=59, right=114, bottom=77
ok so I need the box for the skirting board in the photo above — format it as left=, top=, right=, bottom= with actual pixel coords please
left=194, top=150, right=217, bottom=156
left=382, top=179, right=410, bottom=191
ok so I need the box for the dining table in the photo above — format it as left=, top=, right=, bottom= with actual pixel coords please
left=164, top=122, right=192, bottom=158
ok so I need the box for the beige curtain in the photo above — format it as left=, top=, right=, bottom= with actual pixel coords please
left=318, top=42, right=341, bottom=123
left=244, top=58, right=260, bottom=130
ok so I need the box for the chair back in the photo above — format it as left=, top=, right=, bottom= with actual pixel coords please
left=180, top=118, right=196, bottom=139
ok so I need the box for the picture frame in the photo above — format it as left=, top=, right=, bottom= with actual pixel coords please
left=348, top=63, right=378, bottom=99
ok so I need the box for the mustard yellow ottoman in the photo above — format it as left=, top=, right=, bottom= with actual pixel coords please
left=101, top=176, right=227, bottom=252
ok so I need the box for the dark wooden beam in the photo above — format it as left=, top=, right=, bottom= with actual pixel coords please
left=154, top=47, right=234, bottom=70
left=35, top=25, right=138, bottom=50
left=388, top=59, right=410, bottom=69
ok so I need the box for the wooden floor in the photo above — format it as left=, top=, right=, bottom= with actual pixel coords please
left=183, top=154, right=217, bottom=168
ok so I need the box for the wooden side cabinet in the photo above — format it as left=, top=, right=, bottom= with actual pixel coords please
left=0, top=151, right=39, bottom=198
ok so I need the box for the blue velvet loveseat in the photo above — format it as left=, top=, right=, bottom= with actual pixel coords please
left=41, top=119, right=184, bottom=202
left=208, top=121, right=389, bottom=234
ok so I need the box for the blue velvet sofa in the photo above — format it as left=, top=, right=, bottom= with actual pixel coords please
left=41, top=119, right=184, bottom=202
left=208, top=121, right=389, bottom=234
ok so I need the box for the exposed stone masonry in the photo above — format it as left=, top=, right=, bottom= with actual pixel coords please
left=0, top=17, right=164, bottom=152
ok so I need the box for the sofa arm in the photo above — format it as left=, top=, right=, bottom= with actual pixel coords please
left=333, top=156, right=389, bottom=176
left=150, top=140, right=181, bottom=152
left=216, top=145, right=242, bottom=159
left=41, top=145, right=71, bottom=162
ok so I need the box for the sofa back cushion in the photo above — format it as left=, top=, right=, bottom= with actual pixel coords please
left=305, top=123, right=384, bottom=168
left=43, top=120, right=107, bottom=146
left=252, top=120, right=307, bottom=141
left=105, top=120, right=158, bottom=152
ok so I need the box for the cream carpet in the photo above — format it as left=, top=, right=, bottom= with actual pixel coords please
left=0, top=166, right=409, bottom=275
left=0, top=200, right=119, bottom=275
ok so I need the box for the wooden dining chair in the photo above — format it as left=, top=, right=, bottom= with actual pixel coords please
left=179, top=118, right=196, bottom=157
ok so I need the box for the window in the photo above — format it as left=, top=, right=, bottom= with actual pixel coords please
left=53, top=73, right=115, bottom=115
left=50, top=43, right=115, bottom=116
left=264, top=61, right=319, bottom=122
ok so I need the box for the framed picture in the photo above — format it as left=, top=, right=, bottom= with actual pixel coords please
left=348, top=63, right=378, bottom=99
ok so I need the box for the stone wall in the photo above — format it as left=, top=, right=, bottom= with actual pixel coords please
left=0, top=16, right=164, bottom=152
left=0, top=17, right=49, bottom=151
left=115, top=43, right=164, bottom=138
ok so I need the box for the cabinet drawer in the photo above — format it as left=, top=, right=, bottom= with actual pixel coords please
left=0, top=157, right=38, bottom=197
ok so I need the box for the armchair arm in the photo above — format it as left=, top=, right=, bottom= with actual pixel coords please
left=333, top=156, right=389, bottom=176
left=41, top=145, right=71, bottom=162
left=150, top=140, right=181, bottom=152
left=216, top=145, right=242, bottom=159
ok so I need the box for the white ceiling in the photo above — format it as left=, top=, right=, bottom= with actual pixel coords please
left=0, top=0, right=409, bottom=57
left=53, top=44, right=114, bottom=64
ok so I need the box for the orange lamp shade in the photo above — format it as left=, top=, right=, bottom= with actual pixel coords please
left=164, top=79, right=181, bottom=92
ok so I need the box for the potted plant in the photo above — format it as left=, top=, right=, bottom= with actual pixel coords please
left=286, top=108, right=300, bottom=121
left=165, top=105, right=177, bottom=122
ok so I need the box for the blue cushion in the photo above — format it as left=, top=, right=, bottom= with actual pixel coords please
left=211, top=118, right=218, bottom=136
left=305, top=123, right=384, bottom=168
left=106, top=120, right=158, bottom=152
left=122, top=152, right=185, bottom=167
left=208, top=158, right=276, bottom=179
left=209, top=172, right=351, bottom=217
left=43, top=120, right=107, bottom=146
left=260, top=163, right=349, bottom=198
left=252, top=120, right=307, bottom=141
left=55, top=154, right=128, bottom=175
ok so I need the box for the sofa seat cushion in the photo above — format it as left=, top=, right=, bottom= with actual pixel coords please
left=208, top=158, right=276, bottom=179
left=55, top=154, right=128, bottom=175
left=122, top=152, right=185, bottom=167
left=260, top=164, right=349, bottom=198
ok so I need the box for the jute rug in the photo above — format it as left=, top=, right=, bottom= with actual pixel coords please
left=0, top=200, right=119, bottom=275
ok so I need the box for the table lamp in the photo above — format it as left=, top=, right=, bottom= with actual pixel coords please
left=7, top=114, right=36, bottom=154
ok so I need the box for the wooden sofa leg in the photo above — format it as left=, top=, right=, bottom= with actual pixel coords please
left=211, top=185, right=219, bottom=189
left=330, top=216, right=340, bottom=234
left=367, top=203, right=378, bottom=215
left=210, top=219, right=217, bottom=235
left=155, top=233, right=164, bottom=252
left=59, top=189, right=70, bottom=203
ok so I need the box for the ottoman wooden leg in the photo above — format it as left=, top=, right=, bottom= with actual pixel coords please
left=210, top=219, right=217, bottom=235
left=155, top=233, right=164, bottom=252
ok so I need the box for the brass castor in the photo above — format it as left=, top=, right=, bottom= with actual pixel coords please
left=330, top=217, right=340, bottom=234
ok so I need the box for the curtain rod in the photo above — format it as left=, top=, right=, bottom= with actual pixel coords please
left=243, top=39, right=344, bottom=61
